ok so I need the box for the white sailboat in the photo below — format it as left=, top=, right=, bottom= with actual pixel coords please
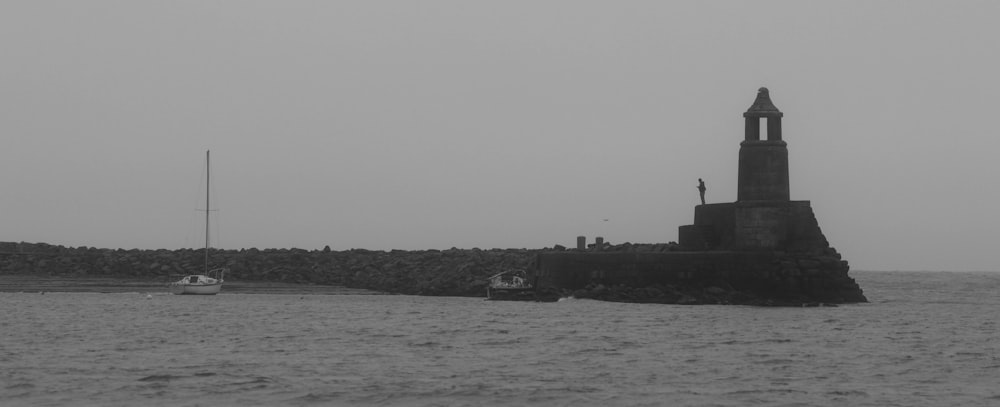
left=170, top=150, right=227, bottom=295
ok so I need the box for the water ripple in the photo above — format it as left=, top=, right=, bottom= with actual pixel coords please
left=1, top=272, right=998, bottom=406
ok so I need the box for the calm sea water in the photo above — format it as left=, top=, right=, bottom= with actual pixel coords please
left=2, top=271, right=999, bottom=407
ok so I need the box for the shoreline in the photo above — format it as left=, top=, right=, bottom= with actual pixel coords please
left=0, top=275, right=385, bottom=295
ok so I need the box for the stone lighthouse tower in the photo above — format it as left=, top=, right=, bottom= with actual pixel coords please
left=738, top=87, right=789, bottom=201
left=679, top=87, right=829, bottom=251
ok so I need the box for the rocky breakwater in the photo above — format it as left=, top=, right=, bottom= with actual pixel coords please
left=0, top=242, right=539, bottom=297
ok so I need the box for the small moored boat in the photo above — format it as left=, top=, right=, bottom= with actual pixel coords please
left=486, top=270, right=535, bottom=301
left=169, top=150, right=228, bottom=295
left=170, top=269, right=225, bottom=295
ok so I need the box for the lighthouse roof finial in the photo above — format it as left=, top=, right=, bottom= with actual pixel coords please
left=744, top=87, right=783, bottom=118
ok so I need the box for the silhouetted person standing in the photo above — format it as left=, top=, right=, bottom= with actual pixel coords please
left=697, top=178, right=706, bottom=205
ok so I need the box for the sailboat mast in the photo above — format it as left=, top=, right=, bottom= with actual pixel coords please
left=205, top=150, right=210, bottom=275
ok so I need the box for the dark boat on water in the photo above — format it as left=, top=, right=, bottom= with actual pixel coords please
left=485, top=270, right=536, bottom=301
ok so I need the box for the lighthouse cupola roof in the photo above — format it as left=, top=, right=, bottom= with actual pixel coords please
left=743, top=87, right=783, bottom=118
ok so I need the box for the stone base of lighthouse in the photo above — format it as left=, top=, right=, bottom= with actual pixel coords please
left=678, top=201, right=827, bottom=251
left=531, top=199, right=866, bottom=305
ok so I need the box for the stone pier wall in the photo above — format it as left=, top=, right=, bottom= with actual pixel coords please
left=533, top=246, right=866, bottom=305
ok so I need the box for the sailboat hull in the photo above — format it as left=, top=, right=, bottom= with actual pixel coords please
left=170, top=282, right=222, bottom=295
left=169, top=274, right=224, bottom=295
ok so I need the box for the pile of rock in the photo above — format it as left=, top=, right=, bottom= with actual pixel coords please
left=0, top=242, right=539, bottom=297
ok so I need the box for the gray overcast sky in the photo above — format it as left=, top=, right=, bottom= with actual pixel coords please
left=2, top=1, right=998, bottom=272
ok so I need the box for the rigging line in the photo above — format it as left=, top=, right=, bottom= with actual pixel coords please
left=213, top=210, right=224, bottom=250
left=182, top=153, right=208, bottom=249
left=207, top=151, right=223, bottom=250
